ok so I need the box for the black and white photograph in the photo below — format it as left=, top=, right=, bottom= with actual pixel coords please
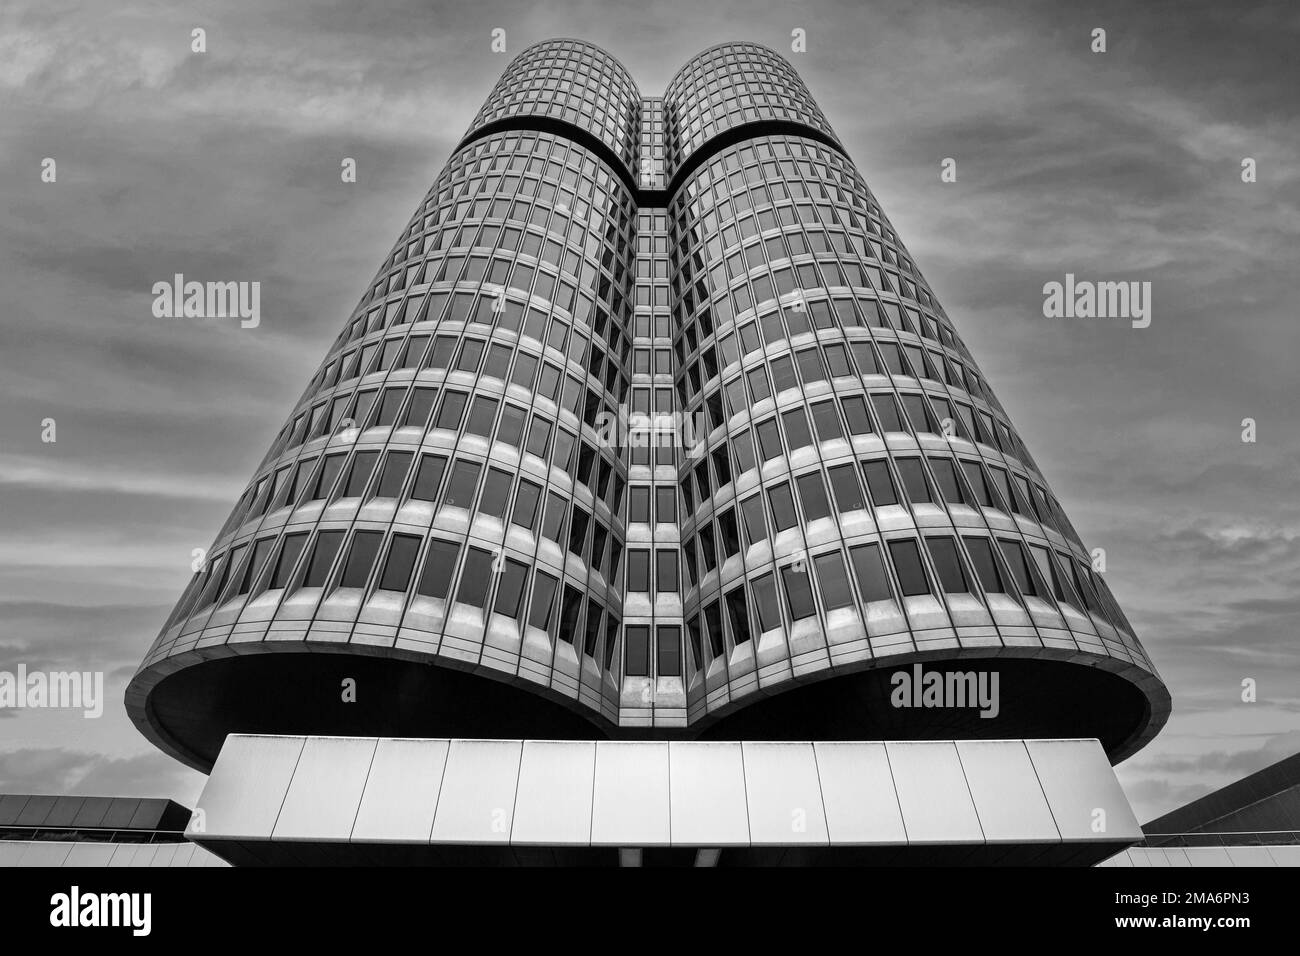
left=0, top=0, right=1295, bottom=938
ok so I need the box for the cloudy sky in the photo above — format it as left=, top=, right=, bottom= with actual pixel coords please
left=1, top=0, right=1297, bottom=821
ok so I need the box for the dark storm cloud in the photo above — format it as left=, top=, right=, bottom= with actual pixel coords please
left=1, top=0, right=1297, bottom=822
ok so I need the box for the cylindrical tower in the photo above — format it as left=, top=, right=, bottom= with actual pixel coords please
left=127, top=39, right=1169, bottom=772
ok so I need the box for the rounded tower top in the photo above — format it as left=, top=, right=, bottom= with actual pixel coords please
left=462, top=38, right=642, bottom=178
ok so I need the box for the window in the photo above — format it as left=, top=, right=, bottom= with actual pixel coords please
left=465, top=396, right=499, bottom=437
left=796, top=471, right=831, bottom=520
left=827, top=464, right=864, bottom=512
left=341, top=451, right=379, bottom=498
left=657, top=625, right=682, bottom=676
left=726, top=587, right=753, bottom=643
left=989, top=466, right=1017, bottom=513
left=930, top=458, right=966, bottom=505
left=963, top=537, right=1007, bottom=593
left=750, top=575, right=779, bottom=631
left=926, top=537, right=970, bottom=593
left=1032, top=545, right=1079, bottom=607
left=558, top=585, right=583, bottom=644
left=444, top=460, right=481, bottom=509
left=862, top=460, right=898, bottom=506
left=456, top=548, right=494, bottom=608
left=810, top=401, right=843, bottom=440
left=627, top=550, right=650, bottom=592
left=961, top=460, right=995, bottom=508
left=583, top=600, right=603, bottom=658
left=896, top=457, right=932, bottom=504
left=236, top=537, right=276, bottom=595
left=541, top=492, right=566, bottom=541
left=301, top=531, right=344, bottom=588
left=741, top=495, right=767, bottom=544
left=604, top=615, right=621, bottom=671
left=704, top=600, right=725, bottom=657
left=887, top=539, right=931, bottom=596
left=686, top=616, right=704, bottom=670
left=871, top=394, right=905, bottom=432
left=340, top=531, right=383, bottom=589
left=284, top=457, right=317, bottom=507
left=781, top=408, right=812, bottom=450
left=629, top=486, right=650, bottom=523
left=850, top=543, right=893, bottom=603
left=375, top=387, right=406, bottom=427
left=655, top=486, right=676, bottom=522
left=409, top=454, right=447, bottom=502
left=656, top=549, right=679, bottom=593
left=781, top=564, right=817, bottom=619
left=901, top=394, right=936, bottom=433
left=718, top=508, right=741, bottom=557
left=511, top=480, right=541, bottom=529
left=378, top=534, right=422, bottom=592
left=477, top=468, right=511, bottom=518
left=841, top=395, right=873, bottom=435
left=625, top=625, right=651, bottom=677
left=756, top=418, right=783, bottom=461
left=998, top=539, right=1040, bottom=597
left=268, top=532, right=308, bottom=590
left=567, top=507, right=589, bottom=556
left=491, top=559, right=528, bottom=619
left=527, top=571, right=559, bottom=629
left=435, top=391, right=468, bottom=430
left=814, top=551, right=854, bottom=610
left=768, top=482, right=798, bottom=531
left=374, top=451, right=413, bottom=498
left=416, top=540, right=459, bottom=598
left=308, top=454, right=346, bottom=500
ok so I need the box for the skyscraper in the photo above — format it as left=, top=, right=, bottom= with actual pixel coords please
left=126, top=39, right=1169, bottom=810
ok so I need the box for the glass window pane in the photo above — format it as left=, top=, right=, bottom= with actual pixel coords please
left=897, top=458, right=932, bottom=504
left=493, top=559, right=528, bottom=618
left=850, top=543, right=892, bottom=603
left=628, top=550, right=650, bottom=591
left=625, top=625, right=650, bottom=677
left=511, top=480, right=541, bottom=529
left=768, top=482, right=797, bottom=531
left=409, top=454, right=446, bottom=502
left=887, top=539, right=930, bottom=596
left=656, top=625, right=681, bottom=677
left=477, top=468, right=511, bottom=518
left=302, top=531, right=344, bottom=588
left=998, top=539, right=1038, bottom=596
left=781, top=564, right=817, bottom=619
left=375, top=451, right=413, bottom=498
left=456, top=547, right=494, bottom=607
left=527, top=571, right=559, bottom=629
left=726, top=587, right=754, bottom=643
left=378, top=534, right=421, bottom=592
left=862, top=460, right=898, bottom=506
left=656, top=549, right=678, bottom=592
left=268, top=532, right=308, bottom=590
left=416, top=540, right=459, bottom=598
left=813, top=551, right=853, bottom=610
left=340, top=531, right=383, bottom=589
left=796, top=472, right=831, bottom=520
left=926, top=537, right=969, bottom=593
left=444, top=460, right=481, bottom=509
left=963, top=537, right=1006, bottom=593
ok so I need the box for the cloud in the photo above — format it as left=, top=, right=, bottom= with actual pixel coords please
left=0, top=747, right=203, bottom=803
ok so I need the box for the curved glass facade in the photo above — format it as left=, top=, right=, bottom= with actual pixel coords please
left=127, top=40, right=1169, bottom=771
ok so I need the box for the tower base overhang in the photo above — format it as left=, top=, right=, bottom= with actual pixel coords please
left=187, top=735, right=1143, bottom=866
